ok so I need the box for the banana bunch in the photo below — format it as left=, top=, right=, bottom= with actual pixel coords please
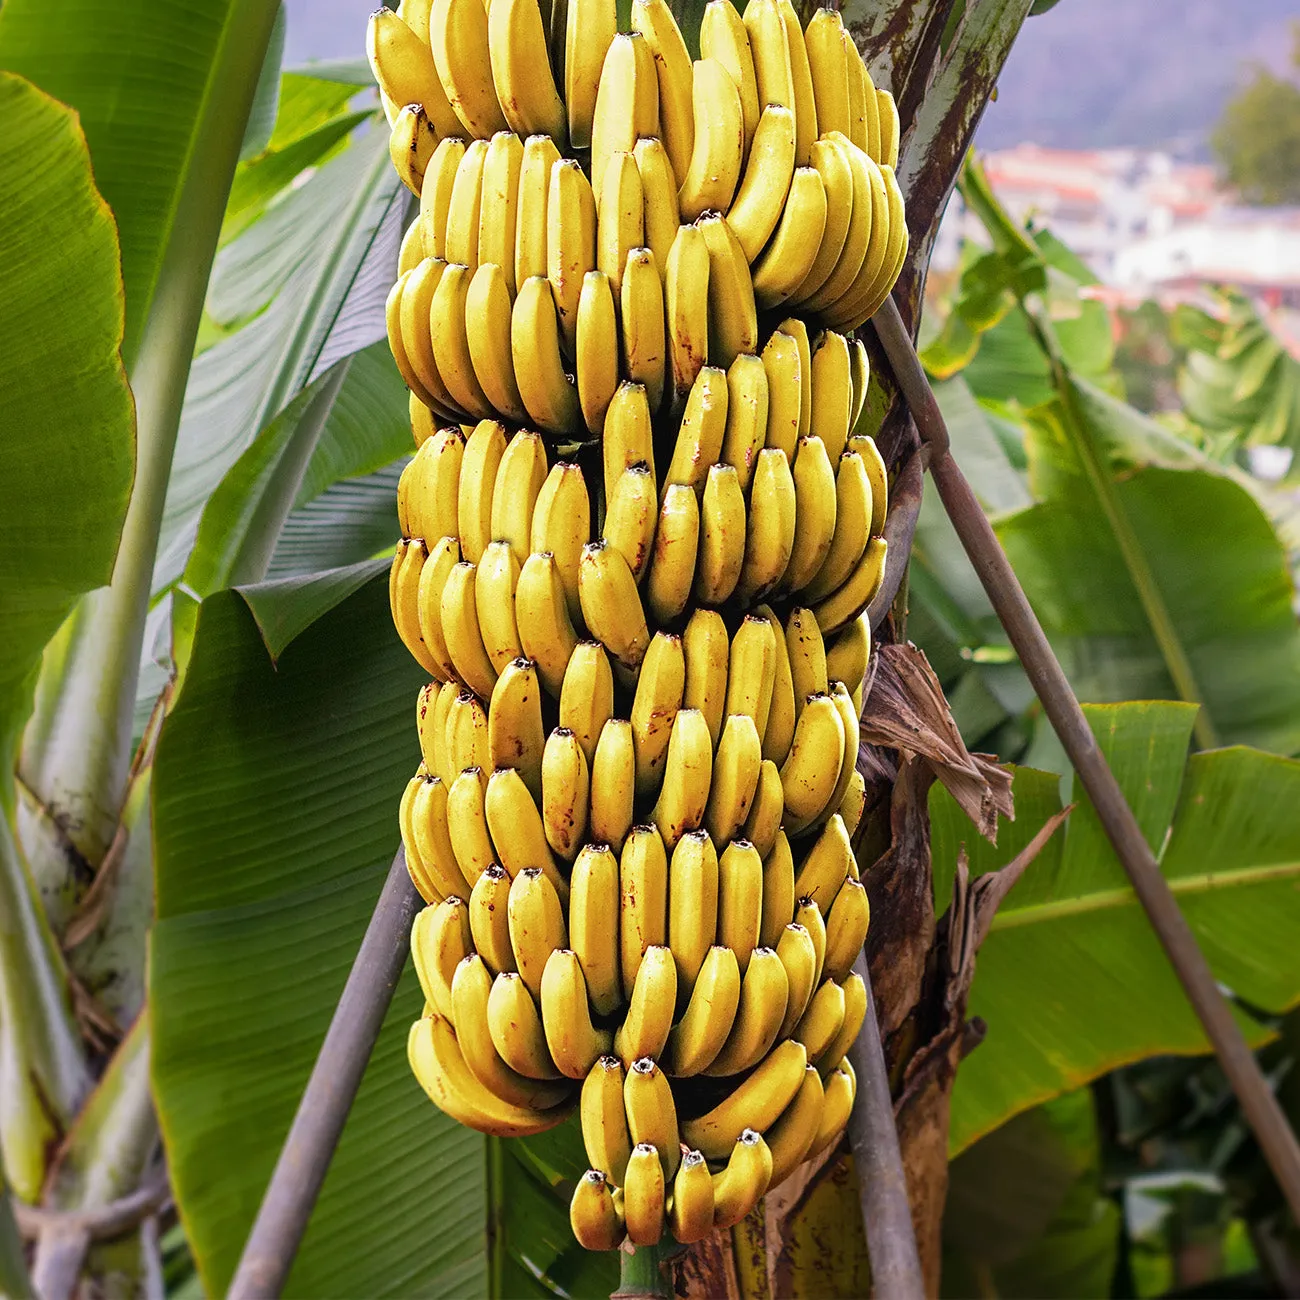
left=373, top=0, right=906, bottom=1249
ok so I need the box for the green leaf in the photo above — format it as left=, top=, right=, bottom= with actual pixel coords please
left=238, top=3, right=285, bottom=162
left=150, top=571, right=488, bottom=1295
left=932, top=702, right=1300, bottom=1153
left=268, top=469, right=403, bottom=579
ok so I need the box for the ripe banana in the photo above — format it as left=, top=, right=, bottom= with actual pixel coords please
left=389, top=104, right=437, bottom=198
left=590, top=31, right=659, bottom=208
left=805, top=9, right=850, bottom=138
left=720, top=352, right=769, bottom=494
left=838, top=768, right=868, bottom=839
left=742, top=0, right=794, bottom=130
left=367, top=8, right=459, bottom=136
left=670, top=1150, right=716, bottom=1244
left=743, top=759, right=784, bottom=860
left=604, top=464, right=659, bottom=584
left=515, top=550, right=580, bottom=697
left=765, top=1064, right=824, bottom=1189
left=630, top=0, right=694, bottom=186
left=650, top=710, right=714, bottom=849
left=440, top=560, right=499, bottom=698
left=678, top=59, right=744, bottom=221
left=780, top=692, right=846, bottom=830
left=664, top=223, right=711, bottom=408
left=700, top=0, right=759, bottom=154
left=630, top=632, right=686, bottom=800
left=488, top=969, right=561, bottom=1079
left=541, top=726, right=590, bottom=861
left=846, top=34, right=877, bottom=156
left=512, top=274, right=583, bottom=435
left=416, top=682, right=444, bottom=774
left=665, top=944, right=740, bottom=1076
left=565, top=0, right=616, bottom=149
left=698, top=213, right=758, bottom=368
left=694, top=462, right=746, bottom=606
left=775, top=918, right=818, bottom=1036
left=457, top=418, right=507, bottom=565
left=447, top=767, right=496, bottom=887
left=427, top=673, right=461, bottom=782
left=818, top=970, right=866, bottom=1075
left=682, top=607, right=729, bottom=748
left=475, top=541, right=523, bottom=675
left=560, top=640, right=615, bottom=770
left=590, top=717, right=636, bottom=852
left=823, top=877, right=869, bottom=984
left=725, top=613, right=777, bottom=741
left=488, top=0, right=567, bottom=142
left=485, top=766, right=569, bottom=902
left=412, top=897, right=473, bottom=1022
left=580, top=540, right=651, bottom=680
left=735, top=451, right=795, bottom=599
left=393, top=260, right=448, bottom=412
left=602, top=382, right=656, bottom=507
left=515, top=134, right=561, bottom=288
left=444, top=686, right=490, bottom=776
left=624, top=1057, right=680, bottom=1179
left=469, top=863, right=517, bottom=975
left=703, top=713, right=762, bottom=846
left=711, top=1129, right=772, bottom=1228
left=570, top=843, right=624, bottom=1017
left=619, top=824, right=669, bottom=997
left=877, top=87, right=900, bottom=169
left=804, top=449, right=871, bottom=601
left=431, top=262, right=495, bottom=420
left=664, top=365, right=729, bottom=498
left=784, top=435, right=838, bottom=594
left=633, top=139, right=681, bottom=279
left=794, top=895, right=827, bottom=988
left=777, top=0, right=817, bottom=163
left=794, top=976, right=846, bottom=1064
left=759, top=328, right=802, bottom=461
left=541, top=948, right=614, bottom=1078
left=680, top=1037, right=808, bottom=1158
left=596, top=152, right=644, bottom=297
left=478, top=132, right=525, bottom=296
left=716, top=839, right=764, bottom=975
left=846, top=432, right=889, bottom=536
left=849, top=336, right=870, bottom=429
left=419, top=138, right=466, bottom=262
left=530, top=459, right=590, bottom=628
left=623, top=1143, right=666, bottom=1247
left=404, top=422, right=464, bottom=545
left=666, top=828, right=718, bottom=993
left=444, top=140, right=488, bottom=270
left=466, top=263, right=529, bottom=423
left=430, top=0, right=508, bottom=138
left=577, top=270, right=620, bottom=435
left=569, top=1170, right=624, bottom=1250
left=752, top=165, right=828, bottom=310
left=613, top=944, right=676, bottom=1065
left=393, top=539, right=441, bottom=677
left=581, top=1055, right=632, bottom=1185
left=754, top=605, right=795, bottom=766
left=809, top=329, right=854, bottom=461
left=823, top=682, right=861, bottom=830
left=788, top=134, right=853, bottom=305
left=409, top=390, right=435, bottom=448
left=620, top=248, right=666, bottom=414
left=704, top=944, right=787, bottom=1076
left=545, top=157, right=597, bottom=356
left=726, top=104, right=796, bottom=261
left=810, top=536, right=887, bottom=637
left=778, top=316, right=812, bottom=434
left=806, top=1060, right=854, bottom=1159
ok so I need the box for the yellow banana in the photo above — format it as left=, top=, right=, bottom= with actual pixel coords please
left=818, top=151, right=894, bottom=325
left=665, top=944, right=739, bottom=1076
left=666, top=828, right=718, bottom=992
left=751, top=165, right=828, bottom=309
left=698, top=213, right=757, bottom=368
left=596, top=152, right=643, bottom=297
left=703, top=713, right=762, bottom=846
left=393, top=260, right=448, bottom=412
left=876, top=87, right=899, bottom=168
left=447, top=767, right=496, bottom=887
left=798, top=136, right=876, bottom=315
left=811, top=535, right=887, bottom=637
left=412, top=897, right=473, bottom=1022
left=565, top=0, right=616, bottom=149
left=427, top=669, right=461, bottom=782
left=805, top=9, right=850, bottom=138
left=576, top=270, right=619, bottom=435
left=613, top=944, right=676, bottom=1066
left=742, top=0, right=794, bottom=127
left=367, top=8, right=459, bottom=135
left=430, top=0, right=508, bottom=138
left=699, top=0, right=760, bottom=154
left=602, top=382, right=656, bottom=507
left=581, top=1055, right=632, bottom=1185
left=794, top=895, right=827, bottom=987
left=838, top=767, right=867, bottom=839
left=670, top=1150, right=716, bottom=1243
left=762, top=828, right=799, bottom=950
left=775, top=918, right=818, bottom=1036
left=630, top=632, right=686, bottom=800
left=445, top=686, right=491, bottom=778
left=765, top=1065, right=824, bottom=1188
left=818, top=970, right=866, bottom=1075
left=444, top=139, right=488, bottom=269
left=469, top=863, right=517, bottom=975
left=784, top=435, right=838, bottom=594
left=720, top=352, right=769, bottom=495
left=754, top=604, right=795, bottom=765
left=711, top=1129, right=772, bottom=1228
left=682, top=607, right=729, bottom=748
left=846, top=34, right=875, bottom=155
left=570, top=843, right=624, bottom=1017
left=506, top=865, right=568, bottom=1000
left=804, top=449, right=871, bottom=601
left=545, top=157, right=597, bottom=354
left=579, top=541, right=651, bottom=680
left=759, top=331, right=800, bottom=460
left=823, top=877, right=869, bottom=985
left=487, top=656, right=544, bottom=794
left=440, top=560, right=498, bottom=698
left=725, top=103, right=796, bottom=261
left=630, top=0, right=695, bottom=186
left=530, top=459, right=590, bottom=628
left=488, top=0, right=567, bottom=142
left=821, top=681, right=860, bottom=828
left=389, top=103, right=437, bottom=198
left=409, top=390, right=435, bottom=448
left=678, top=58, right=744, bottom=221
left=694, top=463, right=746, bottom=606
left=787, top=134, right=853, bottom=304
left=664, top=365, right=729, bottom=499
left=570, top=1171, right=625, bottom=1251
left=681, top=1038, right=808, bottom=1158
left=743, top=759, right=784, bottom=860
left=724, top=613, right=777, bottom=742
left=457, top=418, right=507, bottom=565
left=664, top=222, right=711, bottom=408
left=776, top=0, right=817, bottom=163
left=825, top=611, right=869, bottom=700
left=540, top=727, right=590, bottom=862
left=849, top=336, right=869, bottom=429
left=419, top=138, right=466, bottom=261
left=792, top=812, right=853, bottom=917
left=590, top=717, right=636, bottom=852
left=620, top=248, right=666, bottom=414
left=515, top=551, right=580, bottom=697
left=705, top=945, right=788, bottom=1075
left=846, top=432, right=889, bottom=536
left=560, top=640, right=615, bottom=770
left=514, top=134, right=561, bottom=288
left=618, top=824, right=669, bottom=997
left=717, top=839, right=764, bottom=974
left=404, top=422, right=463, bottom=544
left=826, top=195, right=908, bottom=333
left=622, top=1143, right=666, bottom=1247
left=512, top=274, right=583, bottom=435
left=485, top=766, right=569, bottom=901
left=777, top=316, right=812, bottom=435
left=650, top=708, right=714, bottom=849
left=590, top=31, right=659, bottom=210
left=541, top=948, right=614, bottom=1079
left=786, top=605, right=829, bottom=712
left=477, top=130, right=524, bottom=295
left=780, top=693, right=846, bottom=830
left=394, top=539, right=444, bottom=677
left=403, top=775, right=455, bottom=901
left=474, top=541, right=523, bottom=675
left=430, top=262, right=494, bottom=419
left=633, top=138, right=681, bottom=280
left=806, top=1059, right=854, bottom=1159
left=624, top=1058, right=680, bottom=1179
left=466, top=264, right=530, bottom=425
left=809, top=329, right=853, bottom=460
left=416, top=682, right=444, bottom=774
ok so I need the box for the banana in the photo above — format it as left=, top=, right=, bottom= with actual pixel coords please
left=796, top=139, right=875, bottom=315
left=720, top=352, right=769, bottom=495
left=777, top=316, right=812, bottom=435
left=488, top=0, right=566, bottom=142
left=619, top=825, right=669, bottom=996
left=846, top=432, right=889, bottom=536
left=703, top=713, right=762, bottom=846
left=838, top=768, right=867, bottom=839
left=670, top=1150, right=716, bottom=1244
left=849, top=336, right=870, bottom=430
left=725, top=613, right=777, bottom=741
left=804, top=449, right=870, bottom=601
left=759, top=329, right=801, bottom=461
left=431, top=262, right=495, bottom=419
left=680, top=1038, right=808, bottom=1158
left=447, top=767, right=496, bottom=886
left=393, top=261, right=448, bottom=412
left=410, top=391, right=436, bottom=448
left=694, top=463, right=746, bottom=606
left=787, top=135, right=853, bottom=304
left=665, top=945, right=739, bottom=1076
left=756, top=604, right=795, bottom=765
left=820, top=154, right=897, bottom=327
left=806, top=1059, right=854, bottom=1160
left=743, top=759, right=784, bottom=859
left=624, top=1058, right=680, bottom=1179
left=367, top=9, right=459, bottom=135
left=469, top=863, right=516, bottom=975
left=650, top=710, right=714, bottom=849
left=486, top=972, right=556, bottom=1081
left=819, top=970, right=866, bottom=1075
left=565, top=0, right=616, bottom=149
left=633, top=139, right=681, bottom=279
left=804, top=9, right=850, bottom=138
left=780, top=693, right=846, bottom=830
left=515, top=551, right=580, bottom=697
left=430, top=0, right=508, bottom=137
left=486, top=655, right=545, bottom=790
left=742, top=0, right=794, bottom=128
left=810, top=536, right=887, bottom=637
left=561, top=640, right=615, bottom=770
left=389, top=104, right=437, bottom=198
left=445, top=690, right=490, bottom=781
left=602, top=382, right=656, bottom=507
left=569, top=843, right=624, bottom=1017
left=794, top=895, right=827, bottom=988
left=466, top=265, right=530, bottom=424
left=843, top=30, right=869, bottom=151
left=475, top=541, right=523, bottom=675
left=621, top=248, right=666, bottom=414
left=698, top=213, right=758, bottom=368
left=485, top=766, right=569, bottom=901
left=579, top=541, right=651, bottom=679
left=420, top=138, right=466, bottom=261
left=512, top=274, right=583, bottom=435
left=444, top=138, right=489, bottom=268
left=477, top=132, right=525, bottom=296
left=775, top=919, right=818, bottom=1036
left=794, top=977, right=846, bottom=1064
left=630, top=0, right=695, bottom=187
left=725, top=104, right=796, bottom=261
left=530, top=460, right=590, bottom=628
left=457, top=418, right=508, bottom=565
left=507, top=864, right=569, bottom=1000
left=776, top=0, right=817, bottom=163
left=412, top=897, right=473, bottom=1022
left=604, top=464, right=658, bottom=585
left=403, top=775, right=451, bottom=900
left=515, top=134, right=561, bottom=288
left=699, top=0, right=759, bottom=153
left=682, top=607, right=729, bottom=748
left=786, top=606, right=830, bottom=709
left=428, top=672, right=461, bottom=782
left=711, top=1130, right=772, bottom=1229
left=876, top=87, right=900, bottom=168
left=823, top=878, right=869, bottom=984
left=765, top=1065, right=824, bottom=1188
left=666, top=828, right=719, bottom=992
left=622, top=1143, right=666, bottom=1247
left=394, top=539, right=444, bottom=677
left=492, top=428, right=550, bottom=569
left=823, top=682, right=861, bottom=831
left=704, top=945, right=788, bottom=1076
left=569, top=1170, right=624, bottom=1250
left=416, top=682, right=444, bottom=773
left=596, top=153, right=643, bottom=297
left=751, top=165, right=828, bottom=309
left=541, top=948, right=614, bottom=1079
left=404, top=423, right=464, bottom=545
left=576, top=271, right=619, bottom=435
left=547, top=156, right=598, bottom=356
left=590, top=717, right=636, bottom=853
left=762, top=831, right=797, bottom=951
left=716, top=840, right=764, bottom=974
left=590, top=31, right=660, bottom=210
left=452, top=955, right=571, bottom=1108
left=630, top=633, right=686, bottom=800
left=809, top=330, right=854, bottom=461
left=784, top=435, right=838, bottom=595
left=664, top=222, right=711, bottom=408
left=678, top=59, right=744, bottom=221
left=613, top=944, right=676, bottom=1066
left=440, top=560, right=498, bottom=698
left=581, top=1055, right=632, bottom=1185
left=664, top=365, right=729, bottom=499
left=541, top=728, right=590, bottom=862
left=408, top=1015, right=571, bottom=1138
